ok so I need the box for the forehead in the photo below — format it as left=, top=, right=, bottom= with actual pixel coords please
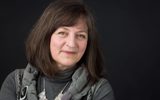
left=57, top=18, right=88, bottom=32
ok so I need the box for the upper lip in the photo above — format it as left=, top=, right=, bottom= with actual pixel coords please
left=62, top=50, right=76, bottom=53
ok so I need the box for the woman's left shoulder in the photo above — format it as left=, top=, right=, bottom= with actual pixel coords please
left=92, top=78, right=112, bottom=92
left=90, top=78, right=115, bottom=100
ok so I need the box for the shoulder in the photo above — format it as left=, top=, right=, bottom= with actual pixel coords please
left=0, top=69, right=24, bottom=92
left=91, top=78, right=112, bottom=94
left=0, top=69, right=22, bottom=99
left=90, top=78, right=115, bottom=100
left=1, top=69, right=18, bottom=88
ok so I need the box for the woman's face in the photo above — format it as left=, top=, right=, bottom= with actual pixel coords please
left=50, top=19, right=88, bottom=70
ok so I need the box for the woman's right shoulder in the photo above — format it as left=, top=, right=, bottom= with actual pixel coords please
left=2, top=69, right=19, bottom=85
left=1, top=69, right=24, bottom=88
left=0, top=69, right=24, bottom=99
left=5, top=69, right=24, bottom=81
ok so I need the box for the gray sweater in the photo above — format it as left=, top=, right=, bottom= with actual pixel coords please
left=0, top=68, right=115, bottom=100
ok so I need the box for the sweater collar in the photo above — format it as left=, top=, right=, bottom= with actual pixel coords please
left=44, top=66, right=78, bottom=83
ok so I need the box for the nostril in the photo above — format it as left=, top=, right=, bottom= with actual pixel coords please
left=66, top=42, right=76, bottom=48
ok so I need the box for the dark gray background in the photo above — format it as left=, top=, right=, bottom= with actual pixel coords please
left=0, top=0, right=160, bottom=100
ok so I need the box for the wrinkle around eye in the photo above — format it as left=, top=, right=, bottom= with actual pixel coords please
left=56, top=32, right=68, bottom=37
left=76, top=34, right=88, bottom=40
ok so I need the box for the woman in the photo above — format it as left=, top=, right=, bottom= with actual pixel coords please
left=0, top=0, right=115, bottom=100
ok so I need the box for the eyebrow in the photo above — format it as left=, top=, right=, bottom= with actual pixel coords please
left=60, top=27, right=88, bottom=33
left=60, top=27, right=69, bottom=31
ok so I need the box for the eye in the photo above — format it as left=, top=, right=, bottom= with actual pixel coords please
left=57, top=32, right=67, bottom=37
left=77, top=34, right=87, bottom=40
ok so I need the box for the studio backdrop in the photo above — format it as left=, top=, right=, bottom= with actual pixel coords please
left=0, top=0, right=159, bottom=100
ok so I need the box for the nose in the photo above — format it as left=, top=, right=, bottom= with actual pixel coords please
left=66, top=35, right=77, bottom=48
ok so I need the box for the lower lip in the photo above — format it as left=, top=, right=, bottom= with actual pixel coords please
left=63, top=51, right=76, bottom=55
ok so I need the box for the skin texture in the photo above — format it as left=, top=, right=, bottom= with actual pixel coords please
left=50, top=18, right=88, bottom=70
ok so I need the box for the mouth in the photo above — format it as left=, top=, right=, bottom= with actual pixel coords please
left=62, top=50, right=76, bottom=55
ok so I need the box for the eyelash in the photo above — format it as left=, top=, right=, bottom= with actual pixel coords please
left=57, top=32, right=66, bottom=35
left=57, top=32, right=67, bottom=37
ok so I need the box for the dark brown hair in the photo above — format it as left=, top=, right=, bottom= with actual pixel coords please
left=26, top=0, right=104, bottom=82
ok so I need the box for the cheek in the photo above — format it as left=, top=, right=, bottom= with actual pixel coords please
left=50, top=36, right=61, bottom=55
left=79, top=41, right=88, bottom=53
